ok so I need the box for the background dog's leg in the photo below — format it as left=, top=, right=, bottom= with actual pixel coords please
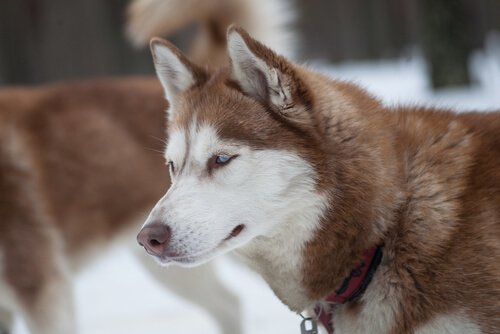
left=0, top=307, right=13, bottom=334
left=0, top=274, right=15, bottom=334
left=17, top=273, right=75, bottom=334
left=2, top=225, right=75, bottom=334
left=0, top=133, right=76, bottom=334
left=134, top=249, right=242, bottom=334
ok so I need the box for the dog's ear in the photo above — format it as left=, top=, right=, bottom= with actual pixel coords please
left=227, top=26, right=312, bottom=121
left=150, top=38, right=207, bottom=109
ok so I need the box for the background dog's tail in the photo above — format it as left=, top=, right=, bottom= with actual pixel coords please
left=125, top=0, right=296, bottom=66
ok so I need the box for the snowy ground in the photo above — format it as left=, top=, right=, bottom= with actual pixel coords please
left=12, top=40, right=500, bottom=334
left=313, top=35, right=500, bottom=112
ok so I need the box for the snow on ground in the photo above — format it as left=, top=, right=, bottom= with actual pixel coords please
left=11, top=40, right=500, bottom=334
left=313, top=36, right=500, bottom=112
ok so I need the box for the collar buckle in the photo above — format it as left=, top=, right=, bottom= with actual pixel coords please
left=299, top=317, right=318, bottom=334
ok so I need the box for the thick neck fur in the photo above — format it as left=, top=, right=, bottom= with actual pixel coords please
left=299, top=68, right=404, bottom=303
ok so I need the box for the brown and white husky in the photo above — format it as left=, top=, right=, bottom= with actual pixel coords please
left=0, top=0, right=295, bottom=333
left=138, top=26, right=500, bottom=334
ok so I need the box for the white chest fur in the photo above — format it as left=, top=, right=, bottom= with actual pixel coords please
left=415, top=313, right=481, bottom=334
left=331, top=268, right=399, bottom=334
left=236, top=190, right=328, bottom=312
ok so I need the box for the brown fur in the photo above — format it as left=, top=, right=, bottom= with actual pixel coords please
left=0, top=78, right=168, bottom=305
left=151, top=27, right=500, bottom=333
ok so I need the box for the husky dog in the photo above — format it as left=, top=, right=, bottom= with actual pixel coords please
left=0, top=0, right=296, bottom=332
left=138, top=27, right=500, bottom=334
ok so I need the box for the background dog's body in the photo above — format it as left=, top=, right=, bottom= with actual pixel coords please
left=141, top=28, right=500, bottom=333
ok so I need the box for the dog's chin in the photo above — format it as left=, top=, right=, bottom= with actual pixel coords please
left=153, top=247, right=223, bottom=268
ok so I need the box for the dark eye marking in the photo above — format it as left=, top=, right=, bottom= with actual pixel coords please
left=168, top=160, right=175, bottom=173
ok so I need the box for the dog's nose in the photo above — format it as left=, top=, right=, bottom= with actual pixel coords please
left=137, top=222, right=171, bottom=257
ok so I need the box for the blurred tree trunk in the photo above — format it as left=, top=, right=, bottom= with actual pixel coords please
left=0, top=0, right=40, bottom=84
left=418, top=0, right=474, bottom=88
left=0, top=0, right=152, bottom=85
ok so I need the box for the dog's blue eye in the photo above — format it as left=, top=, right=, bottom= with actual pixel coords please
left=215, top=155, right=231, bottom=164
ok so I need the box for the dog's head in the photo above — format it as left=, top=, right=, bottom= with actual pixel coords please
left=137, top=26, right=330, bottom=267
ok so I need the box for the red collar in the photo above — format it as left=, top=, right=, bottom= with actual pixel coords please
left=314, top=245, right=383, bottom=334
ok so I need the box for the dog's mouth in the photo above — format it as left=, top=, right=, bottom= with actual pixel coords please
left=223, top=224, right=245, bottom=241
left=157, top=224, right=246, bottom=265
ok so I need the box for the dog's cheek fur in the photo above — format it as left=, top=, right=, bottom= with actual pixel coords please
left=235, top=151, right=329, bottom=311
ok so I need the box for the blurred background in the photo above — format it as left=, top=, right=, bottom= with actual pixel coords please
left=1, top=0, right=500, bottom=89
left=0, top=1, right=499, bottom=334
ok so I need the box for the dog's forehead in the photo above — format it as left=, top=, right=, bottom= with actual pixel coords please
left=166, top=123, right=222, bottom=165
left=165, top=128, right=187, bottom=162
left=170, top=83, right=268, bottom=143
left=166, top=81, right=251, bottom=162
left=166, top=76, right=318, bottom=163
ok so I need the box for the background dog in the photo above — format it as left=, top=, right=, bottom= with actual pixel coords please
left=0, top=0, right=295, bottom=333
left=139, top=26, right=500, bottom=334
